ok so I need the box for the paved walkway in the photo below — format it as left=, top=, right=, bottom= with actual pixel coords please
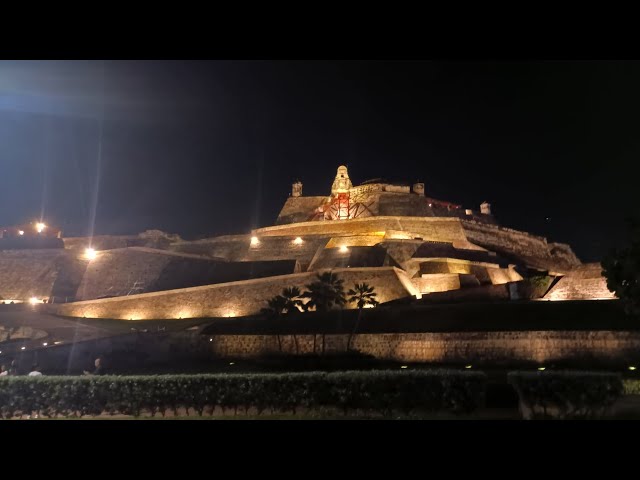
left=0, top=306, right=114, bottom=356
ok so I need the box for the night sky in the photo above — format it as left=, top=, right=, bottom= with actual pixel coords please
left=0, top=60, right=638, bottom=262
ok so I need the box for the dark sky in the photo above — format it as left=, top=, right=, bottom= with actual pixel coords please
left=0, top=60, right=638, bottom=261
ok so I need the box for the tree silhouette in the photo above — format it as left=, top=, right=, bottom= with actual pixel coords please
left=602, top=219, right=640, bottom=315
left=260, top=295, right=288, bottom=352
left=261, top=287, right=305, bottom=353
left=281, top=286, right=304, bottom=353
left=302, top=272, right=346, bottom=312
left=346, top=283, right=379, bottom=351
left=302, top=272, right=346, bottom=354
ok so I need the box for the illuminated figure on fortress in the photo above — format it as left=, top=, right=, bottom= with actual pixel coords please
left=331, top=165, right=353, bottom=195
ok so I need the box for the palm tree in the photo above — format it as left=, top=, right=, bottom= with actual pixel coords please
left=260, top=295, right=288, bottom=352
left=281, top=286, right=305, bottom=314
left=281, top=286, right=304, bottom=353
left=261, top=287, right=305, bottom=354
left=302, top=272, right=346, bottom=354
left=302, top=272, right=346, bottom=312
left=346, top=283, right=379, bottom=351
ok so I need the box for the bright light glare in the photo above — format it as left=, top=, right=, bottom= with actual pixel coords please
left=84, top=248, right=97, bottom=260
left=250, top=236, right=259, bottom=246
left=18, top=230, right=24, bottom=236
left=29, top=297, right=41, bottom=305
left=36, top=222, right=46, bottom=233
left=339, top=245, right=349, bottom=253
left=293, top=237, right=303, bottom=245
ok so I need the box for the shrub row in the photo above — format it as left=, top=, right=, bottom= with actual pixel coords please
left=0, top=370, right=487, bottom=418
left=508, top=371, right=623, bottom=419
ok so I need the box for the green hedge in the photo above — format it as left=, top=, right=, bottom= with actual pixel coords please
left=508, top=371, right=623, bottom=419
left=0, top=370, right=487, bottom=418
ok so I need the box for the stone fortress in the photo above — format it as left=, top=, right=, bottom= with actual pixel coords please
left=0, top=166, right=615, bottom=321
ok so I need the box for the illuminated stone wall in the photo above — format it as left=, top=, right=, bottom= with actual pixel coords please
left=54, top=267, right=414, bottom=320
left=76, top=248, right=175, bottom=300
left=545, top=263, right=615, bottom=301
left=276, top=196, right=329, bottom=224
left=379, top=240, right=424, bottom=276
left=74, top=247, right=241, bottom=300
left=208, top=330, right=640, bottom=364
left=0, top=249, right=86, bottom=301
left=461, top=220, right=581, bottom=273
left=412, top=274, right=461, bottom=293
left=325, top=235, right=385, bottom=248
left=63, top=235, right=142, bottom=252
left=171, top=234, right=331, bottom=266
left=418, top=283, right=512, bottom=303
left=255, top=216, right=473, bottom=247
left=413, top=260, right=520, bottom=287
left=17, top=329, right=640, bottom=374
